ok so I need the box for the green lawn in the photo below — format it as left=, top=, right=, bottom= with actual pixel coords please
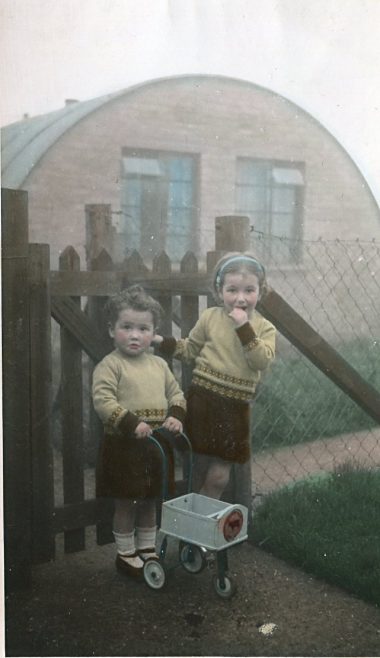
left=251, top=463, right=380, bottom=607
left=252, top=338, right=380, bottom=451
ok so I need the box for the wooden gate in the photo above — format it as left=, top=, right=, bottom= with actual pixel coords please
left=3, top=187, right=380, bottom=590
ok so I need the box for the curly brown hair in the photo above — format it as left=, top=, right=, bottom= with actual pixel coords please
left=104, top=285, right=163, bottom=328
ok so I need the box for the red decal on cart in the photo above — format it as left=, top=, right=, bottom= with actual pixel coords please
left=222, top=509, right=244, bottom=541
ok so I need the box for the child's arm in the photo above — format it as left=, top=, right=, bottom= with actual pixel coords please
left=161, top=363, right=186, bottom=434
left=152, top=313, right=207, bottom=363
left=229, top=311, right=276, bottom=371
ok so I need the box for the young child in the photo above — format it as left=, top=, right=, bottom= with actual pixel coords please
left=92, top=285, right=186, bottom=578
left=154, top=252, right=275, bottom=501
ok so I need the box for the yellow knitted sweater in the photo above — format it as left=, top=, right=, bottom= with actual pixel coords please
left=161, top=307, right=276, bottom=402
left=92, top=349, right=186, bottom=434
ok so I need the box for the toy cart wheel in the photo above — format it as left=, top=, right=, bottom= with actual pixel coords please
left=212, top=574, right=235, bottom=599
left=179, top=542, right=207, bottom=574
left=143, top=559, right=166, bottom=590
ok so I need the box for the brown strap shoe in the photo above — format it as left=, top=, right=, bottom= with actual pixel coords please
left=138, top=547, right=159, bottom=561
left=115, top=552, right=144, bottom=577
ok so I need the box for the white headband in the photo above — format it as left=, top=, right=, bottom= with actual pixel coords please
left=215, top=255, right=264, bottom=288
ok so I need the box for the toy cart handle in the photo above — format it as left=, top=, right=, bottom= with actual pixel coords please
left=147, top=429, right=193, bottom=501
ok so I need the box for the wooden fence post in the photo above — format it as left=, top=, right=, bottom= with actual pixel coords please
left=29, top=243, right=55, bottom=562
left=87, top=249, right=115, bottom=545
left=180, top=252, right=199, bottom=392
left=179, top=252, right=199, bottom=485
left=85, top=204, right=114, bottom=265
left=153, top=252, right=173, bottom=336
left=87, top=249, right=114, bottom=466
left=59, top=247, right=85, bottom=553
left=209, top=216, right=253, bottom=519
left=2, top=188, right=32, bottom=588
left=215, top=215, right=251, bottom=252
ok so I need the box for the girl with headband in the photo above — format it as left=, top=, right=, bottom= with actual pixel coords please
left=153, top=252, right=276, bottom=501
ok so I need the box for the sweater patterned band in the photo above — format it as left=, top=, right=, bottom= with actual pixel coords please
left=215, top=255, right=264, bottom=288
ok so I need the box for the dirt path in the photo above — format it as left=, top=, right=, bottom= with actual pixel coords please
left=5, top=430, right=380, bottom=657
left=252, top=428, right=380, bottom=494
left=6, top=535, right=380, bottom=657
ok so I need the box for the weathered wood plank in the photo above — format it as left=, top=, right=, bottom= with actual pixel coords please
left=85, top=204, right=114, bottom=264
left=87, top=250, right=114, bottom=544
left=53, top=477, right=188, bottom=534
left=154, top=252, right=173, bottom=336
left=59, top=249, right=85, bottom=553
left=258, top=288, right=380, bottom=424
left=50, top=270, right=210, bottom=296
left=53, top=499, right=114, bottom=533
left=51, top=296, right=109, bottom=363
left=121, top=249, right=149, bottom=289
left=180, top=251, right=199, bottom=392
left=178, top=253, right=200, bottom=484
left=2, top=188, right=32, bottom=588
left=215, top=215, right=251, bottom=251
left=29, top=243, right=55, bottom=563
left=206, top=250, right=220, bottom=308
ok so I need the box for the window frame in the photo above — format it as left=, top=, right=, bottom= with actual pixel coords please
left=235, top=157, right=305, bottom=264
left=121, top=147, right=200, bottom=260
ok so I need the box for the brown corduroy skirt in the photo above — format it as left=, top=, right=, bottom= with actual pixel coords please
left=184, top=385, right=251, bottom=464
left=96, top=428, right=175, bottom=500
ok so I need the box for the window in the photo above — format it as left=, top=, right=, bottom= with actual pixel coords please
left=235, top=159, right=304, bottom=263
left=121, top=149, right=198, bottom=261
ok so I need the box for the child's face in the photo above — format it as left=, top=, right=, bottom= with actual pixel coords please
left=219, top=271, right=260, bottom=314
left=109, top=308, right=155, bottom=357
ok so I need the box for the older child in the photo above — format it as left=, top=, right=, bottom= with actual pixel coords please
left=154, top=252, right=275, bottom=501
left=92, top=285, right=186, bottom=578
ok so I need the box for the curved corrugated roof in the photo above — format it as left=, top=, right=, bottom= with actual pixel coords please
left=2, top=74, right=379, bottom=218
left=1, top=75, right=259, bottom=189
left=1, top=90, right=125, bottom=188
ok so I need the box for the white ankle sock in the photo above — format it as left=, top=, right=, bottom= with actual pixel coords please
left=113, top=530, right=135, bottom=556
left=136, top=526, right=157, bottom=551
left=113, top=531, right=144, bottom=567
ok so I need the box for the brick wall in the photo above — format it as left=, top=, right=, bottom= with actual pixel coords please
left=23, top=75, right=380, bottom=267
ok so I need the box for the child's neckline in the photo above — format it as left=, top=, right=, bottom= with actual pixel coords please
left=114, top=348, right=149, bottom=360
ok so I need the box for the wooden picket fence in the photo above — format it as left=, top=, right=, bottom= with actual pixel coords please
left=3, top=187, right=380, bottom=591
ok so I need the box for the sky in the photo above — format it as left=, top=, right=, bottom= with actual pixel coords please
left=1, top=0, right=380, bottom=205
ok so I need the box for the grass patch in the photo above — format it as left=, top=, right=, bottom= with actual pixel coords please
left=252, top=338, right=380, bottom=451
left=251, top=462, right=380, bottom=607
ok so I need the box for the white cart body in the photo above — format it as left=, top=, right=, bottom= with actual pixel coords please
left=160, top=492, right=248, bottom=551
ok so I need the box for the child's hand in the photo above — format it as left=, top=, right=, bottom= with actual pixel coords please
left=135, top=421, right=152, bottom=439
left=151, top=334, right=164, bottom=346
left=228, top=307, right=249, bottom=327
left=162, top=416, right=183, bottom=434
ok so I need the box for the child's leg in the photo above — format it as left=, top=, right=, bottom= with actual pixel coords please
left=199, top=458, right=232, bottom=499
left=113, top=497, right=136, bottom=534
left=192, top=453, right=213, bottom=492
left=135, top=497, right=158, bottom=560
left=113, top=498, right=144, bottom=570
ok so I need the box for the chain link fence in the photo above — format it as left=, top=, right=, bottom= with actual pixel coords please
left=52, top=228, right=380, bottom=502
left=249, top=230, right=380, bottom=495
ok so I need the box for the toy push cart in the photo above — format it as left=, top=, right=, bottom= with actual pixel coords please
left=144, top=431, right=248, bottom=598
